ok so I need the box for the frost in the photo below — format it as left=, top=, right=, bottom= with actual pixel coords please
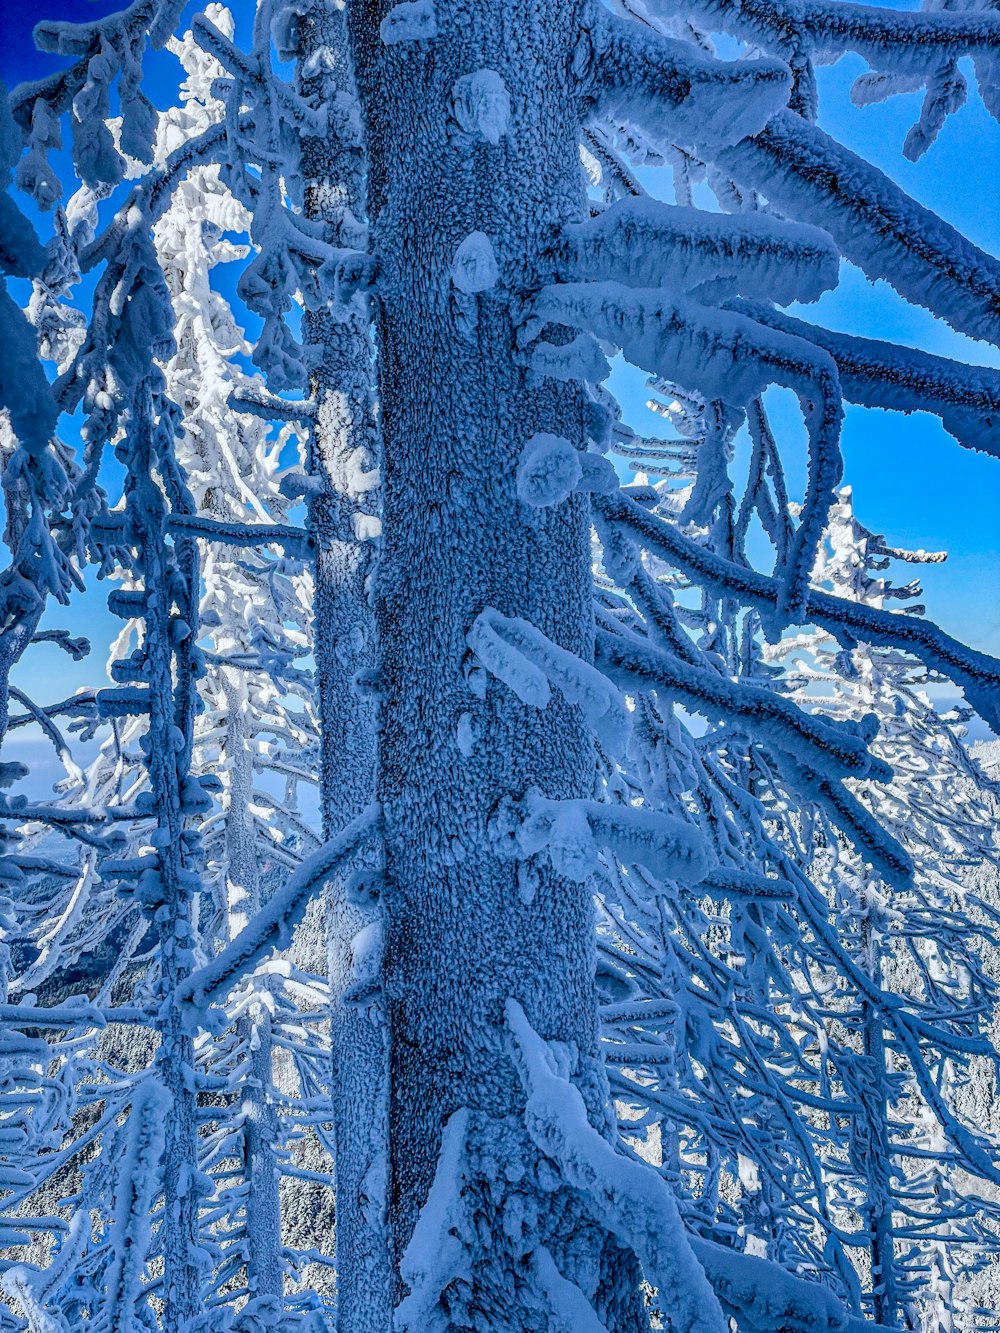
left=4, top=0, right=1000, bottom=1324
left=344, top=919, right=383, bottom=1004
left=456, top=711, right=476, bottom=758
left=530, top=283, right=843, bottom=615
left=530, top=332, right=611, bottom=385
left=467, top=612, right=551, bottom=709
left=511, top=789, right=711, bottom=886
left=380, top=1, right=438, bottom=46
left=516, top=433, right=582, bottom=508
left=468, top=608, right=630, bottom=756
left=451, top=231, right=499, bottom=295
left=578, top=452, right=618, bottom=494
left=451, top=69, right=511, bottom=144
left=101, top=1081, right=168, bottom=1330
left=507, top=1000, right=729, bottom=1333
left=719, top=111, right=1000, bottom=345
left=556, top=198, right=839, bottom=307
left=395, top=1110, right=472, bottom=1331
left=180, top=803, right=379, bottom=1011
left=594, top=12, right=791, bottom=152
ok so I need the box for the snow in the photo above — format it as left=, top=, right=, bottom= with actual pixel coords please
left=530, top=280, right=846, bottom=614
left=556, top=198, right=839, bottom=307
left=507, top=999, right=729, bottom=1333
left=687, top=1237, right=846, bottom=1333
left=450, top=69, right=511, bottom=144
left=468, top=609, right=630, bottom=757
left=380, top=1, right=438, bottom=46
left=394, top=1109, right=472, bottom=1332
left=0, top=93, right=58, bottom=456
left=530, top=331, right=611, bottom=385
left=0, top=286, right=58, bottom=455
left=4, top=0, right=1000, bottom=1324
left=719, top=111, right=1000, bottom=346
left=455, top=711, right=476, bottom=758
left=513, top=789, right=712, bottom=887
left=530, top=1245, right=611, bottom=1333
left=101, top=1080, right=169, bottom=1331
left=593, top=11, right=791, bottom=153
left=735, top=300, right=1000, bottom=459
left=645, top=0, right=1000, bottom=91
left=179, top=803, right=380, bottom=1012
left=466, top=611, right=551, bottom=709
left=516, top=433, right=582, bottom=508
left=450, top=231, right=499, bottom=295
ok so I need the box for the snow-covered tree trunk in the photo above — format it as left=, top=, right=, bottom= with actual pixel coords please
left=221, top=672, right=283, bottom=1303
left=125, top=383, right=202, bottom=1333
left=221, top=674, right=261, bottom=939
left=295, top=3, right=387, bottom=1325
left=238, top=999, right=284, bottom=1304
left=858, top=914, right=899, bottom=1328
left=347, top=3, right=643, bottom=1319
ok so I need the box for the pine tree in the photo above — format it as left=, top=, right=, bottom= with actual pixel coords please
left=2, top=0, right=1000, bottom=1329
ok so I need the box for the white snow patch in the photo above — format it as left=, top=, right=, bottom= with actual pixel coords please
left=516, top=433, right=582, bottom=508
left=380, top=0, right=437, bottom=44
left=451, top=231, right=499, bottom=294
left=451, top=69, right=511, bottom=144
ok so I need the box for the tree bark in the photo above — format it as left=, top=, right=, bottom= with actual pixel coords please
left=130, top=383, right=202, bottom=1333
left=297, top=3, right=389, bottom=1327
left=347, top=3, right=644, bottom=1324
left=221, top=673, right=283, bottom=1303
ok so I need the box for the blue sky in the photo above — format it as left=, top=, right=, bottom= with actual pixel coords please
left=2, top=1, right=999, bottom=765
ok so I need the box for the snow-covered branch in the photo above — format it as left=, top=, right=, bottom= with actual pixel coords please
left=590, top=9, right=791, bottom=152
left=595, top=492, right=1000, bottom=729
left=179, top=803, right=380, bottom=1012
left=731, top=300, right=1000, bottom=458
left=719, top=111, right=1000, bottom=345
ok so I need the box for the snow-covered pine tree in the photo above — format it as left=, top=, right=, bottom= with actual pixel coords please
left=590, top=460, right=1000, bottom=1324
left=340, top=3, right=1000, bottom=1325
left=3, top=0, right=1000, bottom=1329
left=10, top=0, right=374, bottom=1316
left=0, top=64, right=169, bottom=1333
left=149, top=18, right=331, bottom=1313
left=179, top=0, right=386, bottom=1311
left=5, top=44, right=217, bottom=1315
left=765, top=490, right=1000, bottom=1326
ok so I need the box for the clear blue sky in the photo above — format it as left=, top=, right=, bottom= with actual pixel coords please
left=2, top=1, right=999, bottom=765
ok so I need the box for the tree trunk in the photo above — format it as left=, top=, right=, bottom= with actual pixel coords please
left=348, top=3, right=643, bottom=1324
left=860, top=912, right=900, bottom=1327
left=221, top=673, right=283, bottom=1303
left=297, top=3, right=389, bottom=1327
left=129, top=383, right=202, bottom=1333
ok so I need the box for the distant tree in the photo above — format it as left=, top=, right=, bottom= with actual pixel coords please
left=594, top=449, right=1000, bottom=1326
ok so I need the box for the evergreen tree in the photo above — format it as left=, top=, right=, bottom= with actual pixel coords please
left=2, top=0, right=1000, bottom=1329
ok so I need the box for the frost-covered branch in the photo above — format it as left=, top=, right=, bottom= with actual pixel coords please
left=530, top=282, right=843, bottom=613
left=179, top=803, right=380, bottom=1011
left=595, top=492, right=1000, bottom=728
left=730, top=300, right=1000, bottom=458
left=589, top=8, right=791, bottom=152
left=551, top=198, right=839, bottom=306
left=719, top=112, right=1000, bottom=345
